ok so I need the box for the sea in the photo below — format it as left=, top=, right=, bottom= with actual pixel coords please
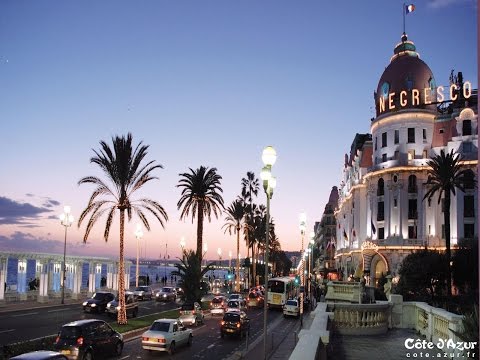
left=5, top=258, right=228, bottom=289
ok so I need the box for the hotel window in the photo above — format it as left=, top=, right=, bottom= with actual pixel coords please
left=439, top=128, right=444, bottom=134
left=394, top=151, right=399, bottom=160
left=408, top=150, right=415, bottom=160
left=463, top=142, right=473, bottom=153
left=423, top=150, right=428, bottom=158
left=378, top=227, right=385, bottom=240
left=375, top=137, right=377, bottom=150
left=464, top=195, right=475, bottom=217
left=408, top=175, right=417, bottom=193
left=464, top=223, right=475, bottom=239
left=393, top=198, right=398, bottom=207
left=463, top=169, right=475, bottom=189
left=407, top=128, right=415, bottom=143
left=377, top=178, right=384, bottom=196
left=394, top=130, right=399, bottom=144
left=377, top=201, right=384, bottom=221
left=382, top=132, right=387, bottom=147
left=382, top=153, right=387, bottom=162
left=462, top=120, right=472, bottom=136
left=408, top=199, right=417, bottom=219
left=408, top=225, right=417, bottom=239
left=423, top=129, right=427, bottom=141
left=441, top=224, right=445, bottom=239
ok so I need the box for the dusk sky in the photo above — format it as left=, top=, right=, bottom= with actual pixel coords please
left=0, top=0, right=477, bottom=262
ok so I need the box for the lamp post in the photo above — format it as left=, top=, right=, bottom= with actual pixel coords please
left=217, top=247, right=222, bottom=278
left=309, top=233, right=315, bottom=304
left=299, top=212, right=306, bottom=325
left=260, top=145, right=277, bottom=360
left=59, top=206, right=74, bottom=305
left=135, top=224, right=143, bottom=287
left=180, top=237, right=186, bottom=261
left=203, top=243, right=208, bottom=269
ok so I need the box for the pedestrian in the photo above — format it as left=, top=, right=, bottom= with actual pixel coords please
left=174, top=275, right=177, bottom=282
left=170, top=275, right=173, bottom=284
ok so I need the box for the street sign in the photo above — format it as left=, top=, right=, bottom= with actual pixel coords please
left=299, top=286, right=305, bottom=293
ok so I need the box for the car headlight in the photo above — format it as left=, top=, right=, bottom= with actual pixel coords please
left=163, top=294, right=167, bottom=298
left=107, top=304, right=111, bottom=308
left=116, top=306, right=121, bottom=310
left=82, top=302, right=88, bottom=306
left=91, top=303, right=97, bottom=307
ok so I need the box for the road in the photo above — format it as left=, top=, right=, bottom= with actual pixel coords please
left=0, top=299, right=179, bottom=346
left=119, top=307, right=288, bottom=360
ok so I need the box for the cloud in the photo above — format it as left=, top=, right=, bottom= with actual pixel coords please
left=43, top=198, right=61, bottom=208
left=427, top=0, right=472, bottom=8
left=0, top=196, right=53, bottom=225
left=0, top=232, right=90, bottom=256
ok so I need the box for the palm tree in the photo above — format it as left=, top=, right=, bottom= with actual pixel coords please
left=173, top=249, right=214, bottom=303
left=78, top=133, right=168, bottom=324
left=423, top=149, right=473, bottom=299
left=241, top=172, right=259, bottom=285
left=223, top=199, right=246, bottom=292
left=177, top=166, right=224, bottom=263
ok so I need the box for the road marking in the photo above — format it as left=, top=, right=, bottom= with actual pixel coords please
left=11, top=312, right=38, bottom=317
left=142, top=306, right=151, bottom=309
left=0, top=329, right=15, bottom=334
left=48, top=308, right=68, bottom=313
left=119, top=356, right=130, bottom=359
left=207, top=344, right=215, bottom=349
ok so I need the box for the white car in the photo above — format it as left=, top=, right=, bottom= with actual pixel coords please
left=142, top=319, right=193, bottom=354
left=228, top=294, right=246, bottom=309
left=283, top=299, right=300, bottom=318
left=226, top=300, right=242, bottom=313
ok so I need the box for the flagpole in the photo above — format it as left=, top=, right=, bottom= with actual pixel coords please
left=403, top=3, right=406, bottom=34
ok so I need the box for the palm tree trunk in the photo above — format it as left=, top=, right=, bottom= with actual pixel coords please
left=252, top=243, right=256, bottom=287
left=445, top=192, right=452, bottom=299
left=118, top=209, right=127, bottom=325
left=236, top=225, right=240, bottom=292
left=197, top=203, right=204, bottom=263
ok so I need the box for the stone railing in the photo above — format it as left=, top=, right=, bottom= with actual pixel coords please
left=325, top=281, right=360, bottom=303
left=331, top=303, right=390, bottom=335
left=289, top=303, right=330, bottom=360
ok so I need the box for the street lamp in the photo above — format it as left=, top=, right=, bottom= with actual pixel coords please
left=59, top=206, right=74, bottom=305
left=203, top=243, right=208, bottom=269
left=299, top=212, right=306, bottom=325
left=217, top=247, right=222, bottom=278
left=180, top=237, right=186, bottom=261
left=135, top=224, right=143, bottom=287
left=261, top=145, right=277, bottom=360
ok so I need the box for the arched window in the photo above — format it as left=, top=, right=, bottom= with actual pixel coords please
left=463, top=169, right=475, bottom=189
left=408, top=175, right=417, bottom=193
left=462, top=120, right=472, bottom=136
left=377, top=178, right=384, bottom=196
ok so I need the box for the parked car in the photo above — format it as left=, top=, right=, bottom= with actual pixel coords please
left=10, top=351, right=68, bottom=360
left=54, top=319, right=123, bottom=360
left=155, top=286, right=176, bottom=302
left=106, top=291, right=138, bottom=318
left=220, top=311, right=250, bottom=338
left=133, top=286, right=154, bottom=301
left=283, top=299, right=300, bottom=318
left=82, top=291, right=115, bottom=313
left=141, top=318, right=193, bottom=354
left=210, top=296, right=227, bottom=316
left=179, top=302, right=204, bottom=326
left=247, top=291, right=264, bottom=309
left=175, top=286, right=184, bottom=297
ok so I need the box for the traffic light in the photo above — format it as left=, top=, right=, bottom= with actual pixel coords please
left=294, top=275, right=300, bottom=286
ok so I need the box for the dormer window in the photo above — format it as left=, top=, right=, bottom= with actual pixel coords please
left=462, top=120, right=472, bottom=136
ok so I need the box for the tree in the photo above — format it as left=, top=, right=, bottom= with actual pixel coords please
left=177, top=166, right=224, bottom=263
left=396, top=250, right=448, bottom=304
left=241, top=172, right=260, bottom=286
left=222, top=199, right=246, bottom=292
left=423, top=149, right=473, bottom=298
left=78, top=133, right=168, bottom=324
left=452, top=237, right=478, bottom=296
left=173, top=249, right=214, bottom=303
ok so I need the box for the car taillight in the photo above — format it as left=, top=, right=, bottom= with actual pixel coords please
left=236, top=323, right=241, bottom=328
left=76, top=337, right=84, bottom=346
left=158, top=338, right=166, bottom=343
left=192, top=311, right=195, bottom=315
left=221, top=321, right=225, bottom=325
left=55, top=336, right=60, bottom=344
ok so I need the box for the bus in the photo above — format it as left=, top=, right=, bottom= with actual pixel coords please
left=267, top=277, right=296, bottom=309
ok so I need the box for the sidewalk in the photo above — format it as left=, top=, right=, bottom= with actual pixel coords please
left=0, top=296, right=88, bottom=313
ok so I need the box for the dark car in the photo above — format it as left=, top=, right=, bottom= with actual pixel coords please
left=220, top=311, right=250, bottom=338
left=54, top=319, right=123, bottom=360
left=10, top=351, right=68, bottom=360
left=82, top=291, right=115, bottom=313
left=106, top=291, right=138, bottom=318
